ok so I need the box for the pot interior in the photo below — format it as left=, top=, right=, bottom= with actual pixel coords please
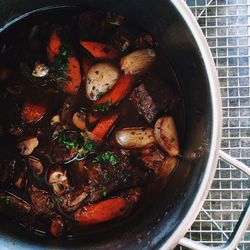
left=0, top=1, right=214, bottom=249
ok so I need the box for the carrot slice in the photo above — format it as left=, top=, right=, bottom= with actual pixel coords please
left=94, top=74, right=133, bottom=107
left=74, top=197, right=127, bottom=224
left=91, top=113, right=118, bottom=139
left=47, top=30, right=62, bottom=63
left=21, top=100, right=47, bottom=123
left=88, top=113, right=101, bottom=124
left=80, top=41, right=118, bottom=60
left=63, top=57, right=82, bottom=95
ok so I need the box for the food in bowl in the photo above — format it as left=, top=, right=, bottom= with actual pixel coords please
left=0, top=8, right=184, bottom=238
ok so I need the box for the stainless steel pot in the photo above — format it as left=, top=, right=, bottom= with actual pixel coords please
left=0, top=1, right=249, bottom=249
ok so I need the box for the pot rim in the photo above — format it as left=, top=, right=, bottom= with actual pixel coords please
left=160, top=1, right=222, bottom=249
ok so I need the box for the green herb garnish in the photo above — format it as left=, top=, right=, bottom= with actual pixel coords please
left=76, top=133, right=97, bottom=160
left=96, top=91, right=104, bottom=99
left=50, top=43, right=71, bottom=85
left=93, top=99, right=112, bottom=112
left=93, top=151, right=118, bottom=166
left=79, top=107, right=87, bottom=113
left=59, top=131, right=78, bottom=150
left=59, top=131, right=97, bottom=160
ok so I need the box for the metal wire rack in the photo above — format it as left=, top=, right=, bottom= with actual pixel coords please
left=176, top=0, right=250, bottom=249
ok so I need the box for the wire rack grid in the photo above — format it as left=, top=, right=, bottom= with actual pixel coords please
left=175, top=0, right=250, bottom=249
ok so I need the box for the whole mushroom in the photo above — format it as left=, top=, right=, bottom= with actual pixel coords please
left=17, top=136, right=39, bottom=156
left=27, top=156, right=44, bottom=175
left=47, top=165, right=69, bottom=196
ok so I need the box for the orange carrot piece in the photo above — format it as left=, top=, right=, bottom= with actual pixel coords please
left=80, top=41, right=118, bottom=60
left=94, top=74, right=133, bottom=106
left=47, top=30, right=61, bottom=63
left=74, top=197, right=127, bottom=224
left=91, top=113, right=119, bottom=139
left=63, top=57, right=82, bottom=95
left=21, top=100, right=47, bottom=123
left=88, top=113, right=100, bottom=124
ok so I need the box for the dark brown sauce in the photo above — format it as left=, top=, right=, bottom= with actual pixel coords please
left=0, top=7, right=185, bottom=238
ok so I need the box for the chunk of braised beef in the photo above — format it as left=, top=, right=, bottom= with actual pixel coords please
left=129, top=74, right=178, bottom=123
left=50, top=141, right=78, bottom=164
left=129, top=84, right=158, bottom=123
left=28, top=185, right=55, bottom=216
left=58, top=186, right=89, bottom=213
left=69, top=161, right=88, bottom=188
left=87, top=154, right=149, bottom=202
left=122, top=187, right=142, bottom=205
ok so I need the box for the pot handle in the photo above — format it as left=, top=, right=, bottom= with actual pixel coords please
left=178, top=150, right=250, bottom=250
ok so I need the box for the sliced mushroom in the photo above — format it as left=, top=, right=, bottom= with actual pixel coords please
left=72, top=112, right=86, bottom=130
left=154, top=116, right=179, bottom=156
left=15, top=171, right=27, bottom=189
left=115, top=127, right=155, bottom=149
left=0, top=192, right=31, bottom=215
left=48, top=166, right=68, bottom=184
left=47, top=165, right=69, bottom=196
left=120, top=49, right=156, bottom=75
left=50, top=114, right=61, bottom=127
left=50, top=217, right=65, bottom=238
left=17, top=136, right=39, bottom=156
left=32, top=62, right=49, bottom=77
left=86, top=63, right=120, bottom=100
left=28, top=156, right=43, bottom=175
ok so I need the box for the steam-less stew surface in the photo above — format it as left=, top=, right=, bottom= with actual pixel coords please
left=0, top=8, right=183, bottom=238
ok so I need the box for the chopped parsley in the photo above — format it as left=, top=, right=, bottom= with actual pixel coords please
left=93, top=99, right=112, bottom=112
left=59, top=131, right=78, bottom=150
left=93, top=151, right=118, bottom=166
left=50, top=43, right=71, bottom=85
left=59, top=131, right=97, bottom=160
left=96, top=91, right=104, bottom=99
left=79, top=107, right=87, bottom=113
